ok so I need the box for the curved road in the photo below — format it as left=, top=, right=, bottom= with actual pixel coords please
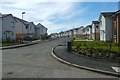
left=2, top=38, right=116, bottom=78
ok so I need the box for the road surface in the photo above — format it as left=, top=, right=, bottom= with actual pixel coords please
left=2, top=38, right=117, bottom=78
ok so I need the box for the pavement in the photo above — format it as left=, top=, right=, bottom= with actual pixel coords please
left=52, top=45, right=120, bottom=77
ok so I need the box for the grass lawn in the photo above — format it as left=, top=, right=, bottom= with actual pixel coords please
left=72, top=40, right=120, bottom=53
left=74, top=37, right=93, bottom=41
left=74, top=37, right=86, bottom=40
left=1, top=41, right=28, bottom=47
left=72, top=39, right=120, bottom=61
left=0, top=43, right=2, bottom=47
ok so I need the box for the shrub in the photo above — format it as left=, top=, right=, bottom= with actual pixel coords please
left=72, top=40, right=120, bottom=61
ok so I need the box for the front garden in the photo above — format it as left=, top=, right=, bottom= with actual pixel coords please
left=72, top=38, right=120, bottom=62
left=0, top=43, right=2, bottom=47
left=1, top=39, right=33, bottom=47
left=1, top=41, right=25, bottom=47
left=74, top=37, right=86, bottom=40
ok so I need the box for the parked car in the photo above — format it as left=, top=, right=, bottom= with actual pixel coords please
left=24, top=35, right=34, bottom=41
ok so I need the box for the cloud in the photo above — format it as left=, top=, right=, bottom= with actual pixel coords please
left=1, top=0, right=118, bottom=34
left=30, top=2, right=88, bottom=33
left=0, top=1, right=90, bottom=34
left=1, top=0, right=119, bottom=3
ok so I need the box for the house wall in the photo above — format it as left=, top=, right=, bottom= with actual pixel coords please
left=100, top=15, right=106, bottom=41
left=50, top=34, right=54, bottom=39
left=105, top=16, right=113, bottom=41
left=92, top=24, right=95, bottom=33
left=92, top=24, right=95, bottom=40
left=78, top=29, right=84, bottom=34
left=89, top=27, right=92, bottom=39
left=96, top=33, right=100, bottom=40
left=64, top=32, right=68, bottom=37
left=86, top=28, right=90, bottom=35
left=53, top=34, right=58, bottom=38
left=16, top=33, right=28, bottom=40
left=15, top=18, right=28, bottom=39
left=0, top=15, right=2, bottom=42
left=2, top=15, right=16, bottom=41
left=69, top=31, right=72, bottom=37
left=73, top=29, right=76, bottom=35
left=96, top=26, right=100, bottom=33
left=113, top=20, right=117, bottom=43
left=29, top=22, right=35, bottom=36
left=68, top=30, right=73, bottom=37
left=73, top=29, right=79, bottom=37
left=84, top=27, right=91, bottom=39
left=63, top=32, right=65, bottom=37
left=43, top=28, right=47, bottom=34
left=39, top=26, right=47, bottom=39
left=114, top=13, right=120, bottom=43
left=58, top=33, right=61, bottom=38
left=40, top=26, right=47, bottom=35
left=92, top=33, right=95, bottom=40
left=100, top=15, right=113, bottom=41
left=92, top=23, right=100, bottom=40
left=38, top=25, right=47, bottom=39
left=117, top=13, right=120, bottom=43
left=35, top=28, right=40, bottom=39
left=92, top=33, right=100, bottom=40
left=16, top=19, right=27, bottom=34
left=75, top=27, right=84, bottom=38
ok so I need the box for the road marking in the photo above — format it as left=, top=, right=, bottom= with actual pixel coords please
left=111, top=66, right=120, bottom=73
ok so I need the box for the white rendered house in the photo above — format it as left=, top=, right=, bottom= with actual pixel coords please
left=99, top=12, right=114, bottom=41
left=91, top=21, right=100, bottom=40
left=1, top=14, right=17, bottom=41
left=0, top=13, right=2, bottom=42
left=37, top=23, right=48, bottom=39
left=15, top=17, right=36, bottom=40
left=83, top=25, right=92, bottom=39
left=73, top=26, right=84, bottom=38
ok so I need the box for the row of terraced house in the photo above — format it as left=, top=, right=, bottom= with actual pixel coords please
left=0, top=13, right=48, bottom=42
left=50, top=10, right=120, bottom=44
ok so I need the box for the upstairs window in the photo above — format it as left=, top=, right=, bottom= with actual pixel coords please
left=96, top=26, right=99, bottom=28
left=11, top=22, right=14, bottom=28
left=12, top=32, right=13, bottom=36
left=113, top=16, right=116, bottom=23
left=113, top=30, right=117, bottom=36
left=87, top=29, right=89, bottom=31
left=26, top=25, right=28, bottom=29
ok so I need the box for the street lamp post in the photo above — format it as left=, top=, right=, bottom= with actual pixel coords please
left=22, top=12, right=25, bottom=42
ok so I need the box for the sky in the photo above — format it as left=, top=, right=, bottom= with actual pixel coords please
left=0, top=0, right=119, bottom=34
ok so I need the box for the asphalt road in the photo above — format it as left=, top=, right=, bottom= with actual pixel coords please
left=2, top=38, right=117, bottom=78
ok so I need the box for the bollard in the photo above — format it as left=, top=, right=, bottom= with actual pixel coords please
left=67, top=41, right=72, bottom=52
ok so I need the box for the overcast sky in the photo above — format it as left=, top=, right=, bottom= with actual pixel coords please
left=0, top=0, right=119, bottom=34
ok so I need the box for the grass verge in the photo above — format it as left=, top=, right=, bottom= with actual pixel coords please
left=1, top=41, right=29, bottom=47
left=72, top=40, right=120, bottom=62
